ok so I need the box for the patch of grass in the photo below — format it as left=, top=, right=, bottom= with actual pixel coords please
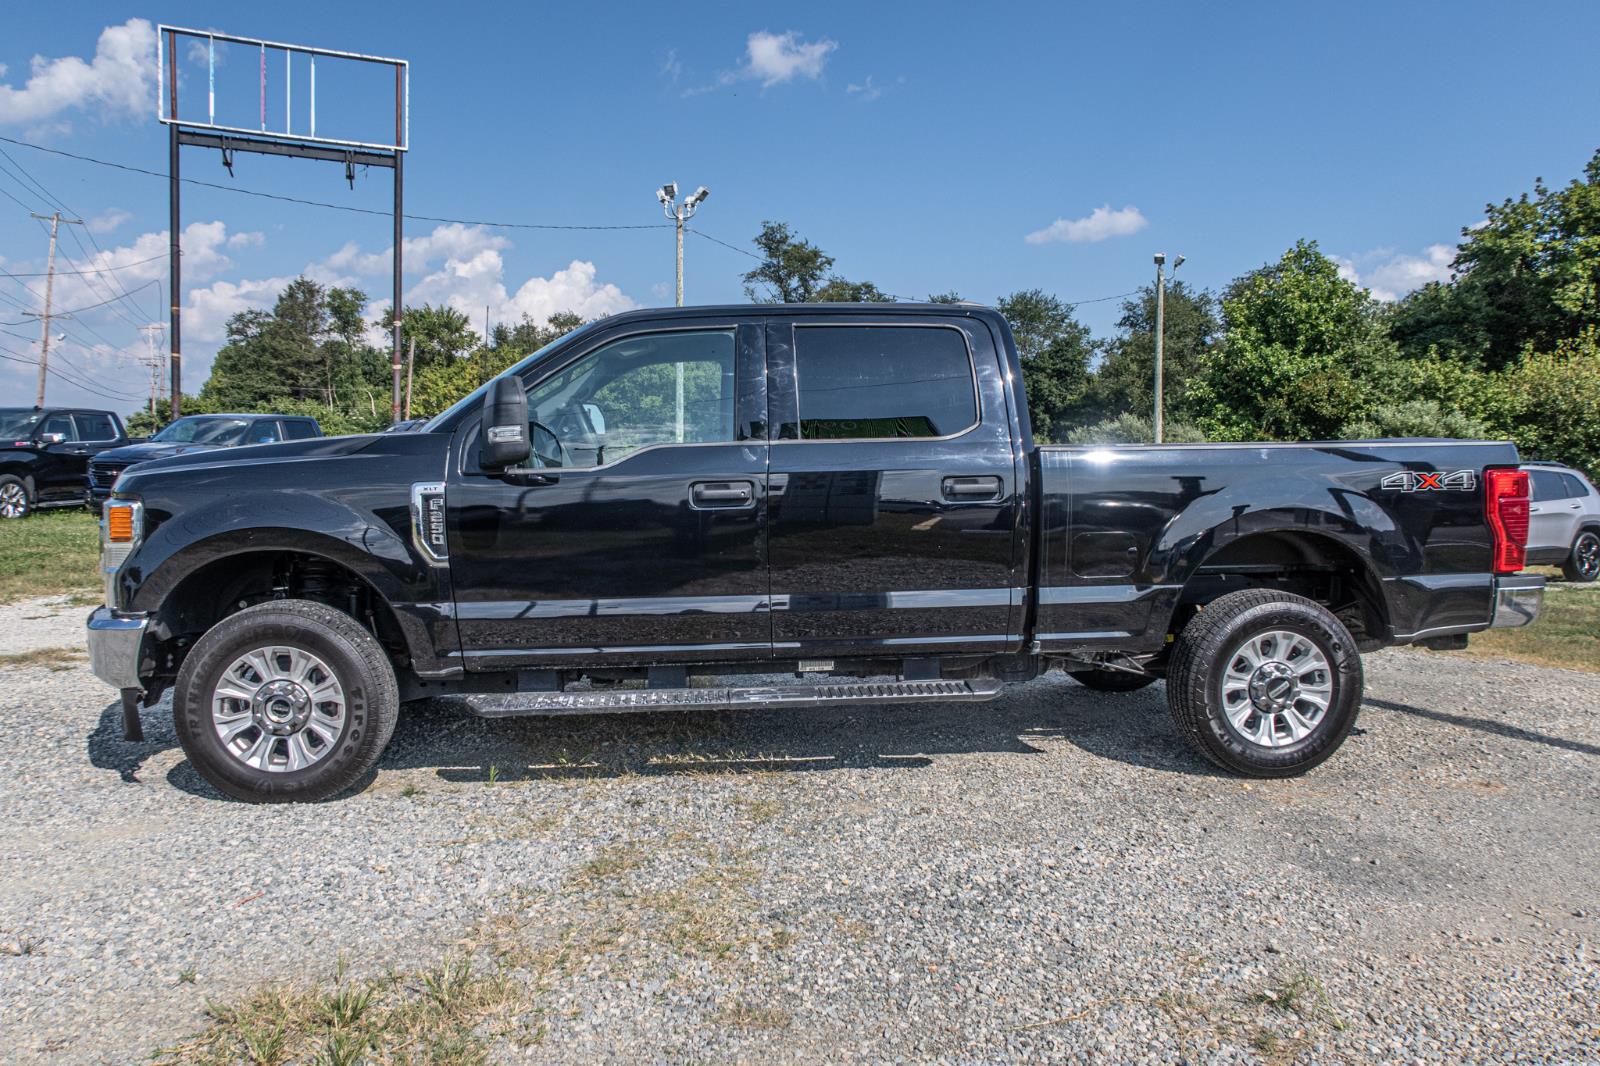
left=0, top=509, right=99, bottom=604
left=155, top=951, right=532, bottom=1066
left=715, top=1001, right=792, bottom=1030
left=178, top=968, right=197, bottom=985
left=1251, top=970, right=1343, bottom=1030
left=1454, top=580, right=1600, bottom=672
left=0, top=646, right=85, bottom=671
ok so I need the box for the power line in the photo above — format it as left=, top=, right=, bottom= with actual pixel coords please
left=0, top=343, right=145, bottom=401
left=0, top=253, right=168, bottom=278
left=0, top=134, right=672, bottom=232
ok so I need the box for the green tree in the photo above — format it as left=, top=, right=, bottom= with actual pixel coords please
left=1065, top=413, right=1207, bottom=444
left=1339, top=400, right=1491, bottom=440
left=811, top=277, right=896, bottom=302
left=1389, top=149, right=1600, bottom=368
left=1189, top=240, right=1397, bottom=440
left=400, top=304, right=478, bottom=370
left=997, top=289, right=1094, bottom=442
left=1091, top=280, right=1219, bottom=419
left=926, top=291, right=965, bottom=304
left=1483, top=333, right=1600, bottom=478
left=742, top=221, right=834, bottom=303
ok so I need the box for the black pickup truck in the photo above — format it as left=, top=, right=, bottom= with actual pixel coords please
left=86, top=304, right=1544, bottom=802
left=0, top=406, right=129, bottom=518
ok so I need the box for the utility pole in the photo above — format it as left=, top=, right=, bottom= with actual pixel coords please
left=655, top=182, right=709, bottom=441
left=1152, top=252, right=1183, bottom=444
left=27, top=212, right=84, bottom=407
left=139, top=324, right=165, bottom=423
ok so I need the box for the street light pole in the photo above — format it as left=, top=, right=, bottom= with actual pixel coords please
left=655, top=182, right=709, bottom=441
left=1152, top=252, right=1183, bottom=444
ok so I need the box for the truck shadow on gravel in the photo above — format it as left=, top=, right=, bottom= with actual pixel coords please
left=85, top=676, right=1233, bottom=799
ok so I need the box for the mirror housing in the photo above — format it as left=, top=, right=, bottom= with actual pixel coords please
left=479, top=376, right=531, bottom=469
left=38, top=432, right=66, bottom=445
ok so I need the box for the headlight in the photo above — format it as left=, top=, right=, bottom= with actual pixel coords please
left=101, top=499, right=144, bottom=607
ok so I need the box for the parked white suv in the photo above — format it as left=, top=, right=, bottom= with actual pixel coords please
left=1525, top=462, right=1600, bottom=582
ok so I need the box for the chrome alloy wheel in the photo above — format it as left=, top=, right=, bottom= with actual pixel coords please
left=1576, top=532, right=1600, bottom=580
left=1218, top=629, right=1334, bottom=748
left=0, top=481, right=27, bottom=518
left=212, top=646, right=347, bottom=772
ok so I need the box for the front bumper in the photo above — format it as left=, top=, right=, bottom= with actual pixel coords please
left=86, top=607, right=148, bottom=690
left=1490, top=574, right=1543, bottom=629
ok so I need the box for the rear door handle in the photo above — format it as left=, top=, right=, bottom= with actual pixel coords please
left=691, top=480, right=755, bottom=509
left=942, top=475, right=1002, bottom=500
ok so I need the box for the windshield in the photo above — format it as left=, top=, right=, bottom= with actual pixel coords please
left=422, top=319, right=607, bottom=432
left=0, top=409, right=43, bottom=438
left=151, top=416, right=253, bottom=445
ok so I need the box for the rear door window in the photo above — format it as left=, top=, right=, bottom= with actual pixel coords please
left=789, top=325, right=977, bottom=440
left=1530, top=470, right=1568, bottom=502
left=74, top=413, right=116, bottom=441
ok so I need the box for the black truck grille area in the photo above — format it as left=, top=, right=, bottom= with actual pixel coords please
left=89, top=463, right=129, bottom=490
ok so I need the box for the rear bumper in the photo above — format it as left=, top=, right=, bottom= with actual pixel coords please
left=86, top=607, right=148, bottom=690
left=1490, top=574, right=1543, bottom=629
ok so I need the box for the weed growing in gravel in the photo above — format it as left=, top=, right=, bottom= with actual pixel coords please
left=1251, top=969, right=1343, bottom=1029
left=154, top=950, right=533, bottom=1066
left=177, top=968, right=196, bottom=985
left=2, top=933, right=44, bottom=956
left=715, top=1001, right=793, bottom=1030
left=0, top=646, right=85, bottom=671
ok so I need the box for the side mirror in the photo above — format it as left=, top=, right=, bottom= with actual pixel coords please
left=39, top=432, right=66, bottom=445
left=479, top=376, right=531, bottom=469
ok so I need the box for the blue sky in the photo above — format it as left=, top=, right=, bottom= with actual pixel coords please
left=3, top=1, right=1599, bottom=412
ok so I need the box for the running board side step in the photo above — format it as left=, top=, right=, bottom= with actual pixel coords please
left=468, top=678, right=1004, bottom=718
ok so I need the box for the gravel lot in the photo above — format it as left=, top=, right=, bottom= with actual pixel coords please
left=2, top=594, right=1597, bottom=1063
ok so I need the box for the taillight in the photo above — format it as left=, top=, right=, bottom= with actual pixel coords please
left=1484, top=468, right=1529, bottom=575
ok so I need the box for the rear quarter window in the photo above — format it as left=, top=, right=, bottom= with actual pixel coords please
left=282, top=420, right=319, bottom=440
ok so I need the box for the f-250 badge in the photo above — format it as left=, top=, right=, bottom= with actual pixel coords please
left=1380, top=469, right=1476, bottom=492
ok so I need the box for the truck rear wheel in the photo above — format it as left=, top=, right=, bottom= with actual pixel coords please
left=1166, top=589, right=1362, bottom=777
left=173, top=599, right=399, bottom=802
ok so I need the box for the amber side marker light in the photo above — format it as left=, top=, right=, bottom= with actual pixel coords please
left=106, top=505, right=136, bottom=543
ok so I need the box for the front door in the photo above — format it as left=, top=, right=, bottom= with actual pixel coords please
left=446, top=320, right=770, bottom=671
left=765, top=317, right=1024, bottom=658
left=35, top=412, right=87, bottom=502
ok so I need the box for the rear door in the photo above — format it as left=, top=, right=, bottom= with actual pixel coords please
left=765, top=315, right=1024, bottom=658
left=1528, top=469, right=1578, bottom=557
left=446, top=318, right=770, bottom=670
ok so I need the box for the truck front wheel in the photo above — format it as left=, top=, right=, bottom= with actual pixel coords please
left=173, top=599, right=399, bottom=802
left=1166, top=589, right=1362, bottom=777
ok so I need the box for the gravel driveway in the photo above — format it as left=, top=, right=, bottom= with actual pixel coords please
left=1, top=594, right=1596, bottom=1063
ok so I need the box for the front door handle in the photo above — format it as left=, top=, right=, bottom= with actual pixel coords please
left=942, top=475, right=1002, bottom=500
left=691, top=480, right=755, bottom=509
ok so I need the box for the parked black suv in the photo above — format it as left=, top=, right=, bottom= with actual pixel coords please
left=0, top=406, right=129, bottom=518
left=88, top=414, right=322, bottom=505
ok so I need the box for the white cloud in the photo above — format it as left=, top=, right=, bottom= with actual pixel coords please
left=688, top=30, right=836, bottom=94
left=227, top=231, right=265, bottom=249
left=1337, top=244, right=1455, bottom=302
left=661, top=49, right=683, bottom=83
left=185, top=275, right=293, bottom=343
left=0, top=19, right=155, bottom=125
left=87, top=208, right=132, bottom=234
left=43, top=219, right=236, bottom=315
left=847, top=76, right=881, bottom=101
left=317, top=223, right=635, bottom=335
left=743, top=30, right=836, bottom=87
left=1025, top=205, right=1148, bottom=245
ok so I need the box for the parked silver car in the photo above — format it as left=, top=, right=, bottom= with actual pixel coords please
left=1525, top=461, right=1600, bottom=582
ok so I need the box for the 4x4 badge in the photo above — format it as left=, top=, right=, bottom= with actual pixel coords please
left=1380, top=469, right=1476, bottom=492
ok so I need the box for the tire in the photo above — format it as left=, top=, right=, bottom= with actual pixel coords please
left=0, top=475, right=31, bottom=519
left=1067, top=668, right=1158, bottom=692
left=1562, top=530, right=1600, bottom=583
left=173, top=599, right=398, bottom=802
left=1166, top=589, right=1362, bottom=777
